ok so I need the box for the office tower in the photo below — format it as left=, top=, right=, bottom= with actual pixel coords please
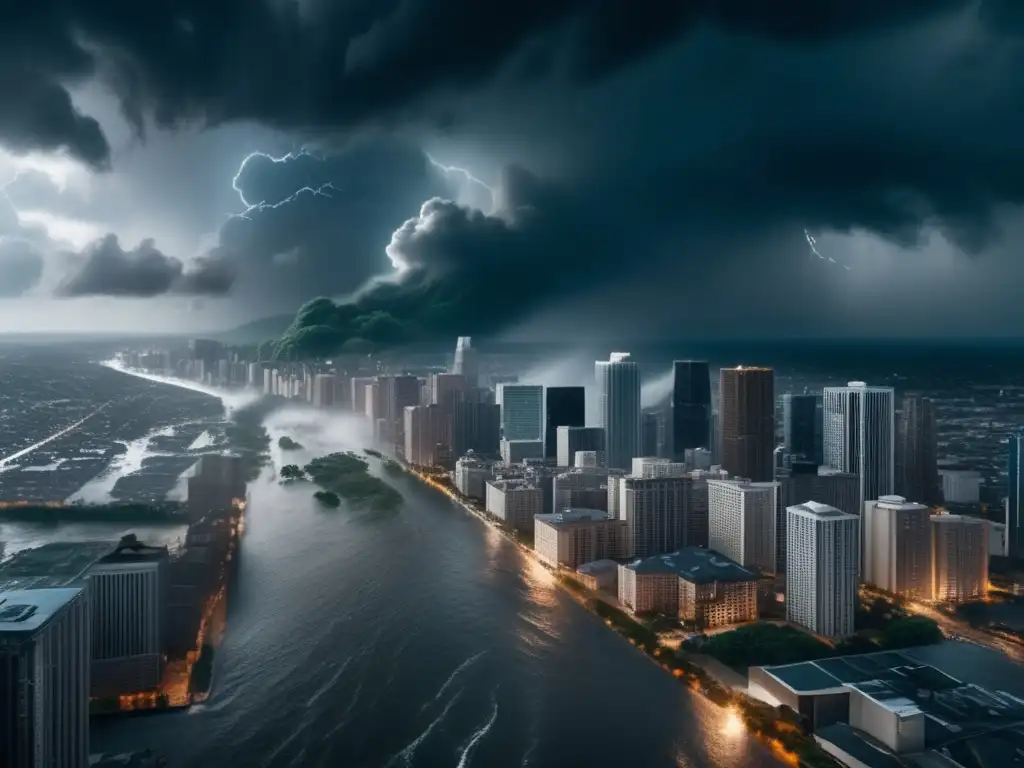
left=685, top=448, right=713, bottom=471
left=553, top=469, right=613, bottom=513
left=708, top=479, right=779, bottom=574
left=672, top=360, right=712, bottom=459
left=453, top=336, right=479, bottom=385
left=87, top=535, right=169, bottom=697
left=430, top=373, right=468, bottom=408
left=776, top=464, right=859, bottom=569
left=501, top=438, right=545, bottom=465
left=534, top=509, right=627, bottom=570
left=0, top=588, right=90, bottom=768
left=596, top=353, right=641, bottom=470
left=351, top=376, right=375, bottom=413
left=641, top=412, right=659, bottom=458
left=365, top=383, right=378, bottom=422
left=263, top=367, right=273, bottom=395
left=498, top=384, right=544, bottom=441
left=1009, top=432, right=1024, bottom=557
left=546, top=387, right=585, bottom=459
left=931, top=515, right=988, bottom=603
left=939, top=466, right=982, bottom=504
left=631, top=457, right=688, bottom=478
left=247, top=362, right=260, bottom=388
left=786, top=502, right=859, bottom=638
left=312, top=374, right=335, bottom=408
left=684, top=468, right=728, bottom=549
left=620, top=476, right=692, bottom=558
left=719, top=366, right=775, bottom=482
left=379, top=375, right=421, bottom=446
left=189, top=338, right=222, bottom=366
left=823, top=382, right=895, bottom=523
left=404, top=405, right=448, bottom=467
left=863, top=496, right=932, bottom=599
left=782, top=393, right=822, bottom=464
left=451, top=401, right=501, bottom=459
left=557, top=426, right=605, bottom=467
left=896, top=394, right=942, bottom=506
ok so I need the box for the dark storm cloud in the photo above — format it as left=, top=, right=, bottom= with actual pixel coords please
left=55, top=234, right=233, bottom=298
left=0, top=0, right=970, bottom=167
left=0, top=239, right=45, bottom=297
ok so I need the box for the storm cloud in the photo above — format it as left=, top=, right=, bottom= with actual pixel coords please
left=0, top=239, right=45, bottom=297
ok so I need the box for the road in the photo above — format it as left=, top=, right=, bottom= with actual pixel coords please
left=904, top=600, right=1024, bottom=663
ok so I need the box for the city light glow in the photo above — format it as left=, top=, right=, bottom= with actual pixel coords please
left=721, top=708, right=745, bottom=737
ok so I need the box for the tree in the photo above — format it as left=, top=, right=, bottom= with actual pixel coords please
left=280, top=464, right=306, bottom=481
left=880, top=616, right=943, bottom=649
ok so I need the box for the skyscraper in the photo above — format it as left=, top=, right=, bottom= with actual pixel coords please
left=498, top=384, right=544, bottom=441
left=786, top=502, right=859, bottom=638
left=545, top=387, right=585, bottom=459
left=596, top=353, right=641, bottom=470
left=620, top=476, right=692, bottom=558
left=556, top=426, right=605, bottom=467
left=453, top=336, right=479, bottom=386
left=719, top=366, right=775, bottom=483
left=863, top=496, right=932, bottom=600
left=1008, top=432, right=1024, bottom=557
left=896, top=394, right=942, bottom=506
left=641, top=412, right=660, bottom=458
left=931, top=515, right=988, bottom=603
left=1, top=588, right=91, bottom=767
left=671, top=360, right=712, bottom=459
left=823, top=382, right=895, bottom=520
left=708, top=479, right=779, bottom=575
left=782, top=393, right=822, bottom=464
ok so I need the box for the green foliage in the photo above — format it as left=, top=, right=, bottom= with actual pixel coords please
left=313, top=490, right=341, bottom=508
left=279, top=464, right=306, bottom=481
left=879, top=616, right=944, bottom=649
left=303, top=452, right=402, bottom=513
left=278, top=435, right=303, bottom=451
left=701, top=623, right=835, bottom=670
left=223, top=397, right=282, bottom=480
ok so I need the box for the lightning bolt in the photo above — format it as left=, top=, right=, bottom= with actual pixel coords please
left=425, top=153, right=495, bottom=211
left=229, top=149, right=338, bottom=220
left=804, top=228, right=852, bottom=272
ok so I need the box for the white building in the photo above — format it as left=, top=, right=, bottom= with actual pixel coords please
left=557, top=426, right=605, bottom=467
left=429, top=372, right=468, bottom=407
left=0, top=587, right=90, bottom=767
left=931, top=515, right=988, bottom=603
left=533, top=509, right=626, bottom=570
left=455, top=454, right=493, bottom=501
left=574, top=450, right=604, bottom=469
left=863, top=495, right=933, bottom=600
left=620, top=476, right=692, bottom=558
left=596, top=353, right=641, bottom=470
left=497, top=384, right=544, bottom=441
left=939, top=468, right=983, bottom=505
left=989, top=521, right=1007, bottom=558
left=453, top=336, right=479, bottom=386
left=87, top=535, right=168, bottom=698
left=631, top=457, right=689, bottom=478
left=822, top=382, right=895, bottom=547
left=685, top=448, right=713, bottom=471
left=263, top=367, right=273, bottom=395
left=350, top=376, right=375, bottom=414
left=786, top=502, right=860, bottom=638
left=405, top=405, right=447, bottom=467
left=486, top=479, right=543, bottom=533
left=500, top=438, right=545, bottom=466
left=312, top=373, right=335, bottom=408
left=707, top=479, right=779, bottom=575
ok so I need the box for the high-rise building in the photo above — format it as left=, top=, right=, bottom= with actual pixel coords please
left=776, top=464, right=859, bottom=569
left=782, top=393, right=822, bottom=464
left=863, top=496, right=932, bottom=599
left=671, top=360, right=712, bottom=459
left=378, top=375, right=421, bottom=446
left=641, top=412, right=660, bottom=458
left=485, top=479, right=543, bottom=533
left=497, top=384, right=544, bottom=441
left=545, top=387, right=585, bottom=459
left=708, top=479, right=779, bottom=575
left=553, top=468, right=614, bottom=513
left=896, top=395, right=942, bottom=506
left=351, top=376, right=375, bottom=414
left=451, top=401, right=501, bottom=459
left=939, top=466, right=982, bottom=504
left=454, top=454, right=493, bottom=500
left=500, top=438, right=545, bottom=466
left=596, top=353, right=641, bottom=470
left=1009, top=432, right=1024, bottom=558
left=931, top=515, right=988, bottom=603
left=404, top=405, right=448, bottom=467
left=429, top=373, right=468, bottom=408
left=87, top=535, right=168, bottom=697
left=556, top=426, right=605, bottom=467
left=0, top=587, right=90, bottom=767
left=786, top=502, right=859, bottom=638
left=312, top=374, right=335, bottom=408
left=453, top=336, right=479, bottom=386
left=719, top=367, right=775, bottom=483
left=620, top=476, right=693, bottom=558
left=823, top=381, right=895, bottom=532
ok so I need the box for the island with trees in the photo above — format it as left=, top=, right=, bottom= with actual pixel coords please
left=304, top=452, right=402, bottom=513
left=278, top=436, right=303, bottom=451
left=313, top=490, right=341, bottom=508
left=279, top=464, right=307, bottom=483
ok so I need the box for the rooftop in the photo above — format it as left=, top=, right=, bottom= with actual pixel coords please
left=535, top=508, right=611, bottom=526
left=622, top=547, right=757, bottom=585
left=576, top=559, right=618, bottom=575
left=0, top=541, right=114, bottom=592
left=95, top=534, right=169, bottom=565
left=789, top=501, right=858, bottom=520
left=931, top=514, right=986, bottom=525
left=0, top=588, right=83, bottom=635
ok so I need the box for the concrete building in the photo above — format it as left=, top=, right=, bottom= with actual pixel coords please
left=671, top=360, right=712, bottom=460
left=684, top=448, right=713, bottom=471
left=618, top=547, right=758, bottom=628
left=620, top=475, right=693, bottom=558
left=0, top=588, right=90, bottom=768
left=708, top=479, right=779, bottom=575
left=989, top=521, right=1007, bottom=558
left=719, top=366, right=775, bottom=483
left=485, top=479, right=543, bottom=533
left=454, top=453, right=493, bottom=501
left=596, top=353, right=641, bottom=470
left=404, top=405, right=448, bottom=467
left=782, top=393, right=822, bottom=465
left=553, top=468, right=613, bottom=513
left=263, top=367, right=273, bottom=395
left=87, top=536, right=168, bottom=698
left=312, top=374, right=335, bottom=408
left=896, top=394, right=942, bottom=507
left=776, top=463, right=859, bottom=570
left=533, top=509, right=627, bottom=570
left=350, top=376, right=374, bottom=414
left=931, top=514, right=988, bottom=603
left=453, top=336, right=479, bottom=386
left=786, top=502, right=859, bottom=638
left=1009, top=431, right=1024, bottom=558
left=545, top=386, right=585, bottom=459
left=429, top=372, right=468, bottom=408
left=631, top=457, right=689, bottom=479
left=863, top=495, right=933, bottom=600
left=575, top=450, right=604, bottom=468
left=939, top=466, right=983, bottom=505
left=501, top=438, right=545, bottom=466
left=451, top=400, right=501, bottom=459
left=497, top=384, right=544, bottom=441
left=556, top=426, right=605, bottom=467
left=576, top=560, right=619, bottom=592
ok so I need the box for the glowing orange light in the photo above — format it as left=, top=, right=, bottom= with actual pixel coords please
left=722, top=709, right=745, bottom=738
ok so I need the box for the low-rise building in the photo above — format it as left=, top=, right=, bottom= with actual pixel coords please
left=533, top=509, right=626, bottom=570
left=576, top=559, right=619, bottom=592
left=486, top=479, right=543, bottom=533
left=454, top=453, right=493, bottom=501
left=618, top=547, right=758, bottom=629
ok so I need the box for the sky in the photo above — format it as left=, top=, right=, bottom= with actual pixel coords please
left=2, top=1, right=1024, bottom=342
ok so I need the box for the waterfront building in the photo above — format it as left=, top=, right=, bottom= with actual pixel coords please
left=896, top=394, right=942, bottom=507
left=576, top=560, right=619, bottom=592
left=823, top=382, right=895, bottom=537
left=312, top=373, right=335, bottom=408
left=187, top=454, right=246, bottom=522
left=938, top=466, right=982, bottom=504
left=556, top=426, right=605, bottom=467
left=533, top=509, right=627, bottom=570
left=453, top=336, right=479, bottom=386
left=620, top=475, right=693, bottom=558
left=485, top=479, right=543, bottom=533
left=719, top=366, right=775, bottom=483
left=786, top=502, right=859, bottom=638
left=776, top=463, right=859, bottom=569
left=546, top=387, right=585, bottom=459
left=671, top=361, right=712, bottom=460
left=497, top=384, right=544, bottom=441
left=500, top=438, right=545, bottom=466
left=404, top=405, right=448, bottom=468
left=782, top=393, right=822, bottom=465
left=454, top=453, right=493, bottom=501
left=0, top=587, right=90, bottom=767
left=708, top=479, right=779, bottom=575
left=631, top=457, right=688, bottom=479
left=247, top=362, right=261, bottom=388
left=596, top=353, right=642, bottom=470
left=87, top=535, right=168, bottom=698
left=863, top=496, right=933, bottom=600
left=618, top=547, right=757, bottom=628
left=931, top=514, right=988, bottom=603
left=378, top=375, right=421, bottom=446
left=263, top=367, right=273, bottom=395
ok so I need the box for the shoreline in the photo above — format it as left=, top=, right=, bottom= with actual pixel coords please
left=397, top=460, right=833, bottom=768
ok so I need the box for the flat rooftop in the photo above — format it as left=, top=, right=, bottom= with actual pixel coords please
left=535, top=508, right=610, bottom=526
left=0, top=588, right=83, bottom=635
left=0, top=541, right=114, bottom=592
left=622, top=547, right=757, bottom=585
